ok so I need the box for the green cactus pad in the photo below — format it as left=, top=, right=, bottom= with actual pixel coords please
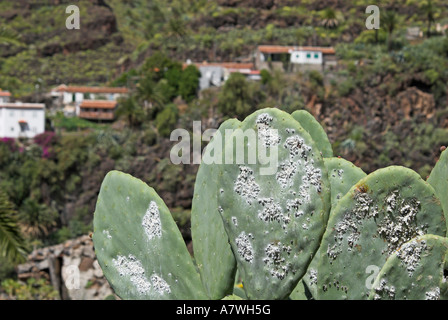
left=218, top=108, right=331, bottom=300
left=428, top=148, right=448, bottom=224
left=290, top=157, right=366, bottom=299
left=315, top=166, right=447, bottom=299
left=191, top=119, right=240, bottom=299
left=93, top=171, right=208, bottom=300
left=369, top=234, right=448, bottom=300
left=291, top=110, right=333, bottom=158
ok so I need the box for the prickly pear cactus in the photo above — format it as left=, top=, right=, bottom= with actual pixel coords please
left=369, top=234, right=448, bottom=300
left=217, top=108, right=331, bottom=300
left=315, top=166, right=447, bottom=300
left=92, top=107, right=448, bottom=301
left=93, top=171, right=208, bottom=300
left=291, top=110, right=333, bottom=158
left=191, top=119, right=240, bottom=299
left=290, top=157, right=367, bottom=299
left=428, top=148, right=448, bottom=220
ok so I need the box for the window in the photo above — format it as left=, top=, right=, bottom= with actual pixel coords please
left=295, top=53, right=300, bottom=59
left=314, top=53, right=319, bottom=59
left=72, top=94, right=76, bottom=102
left=306, top=53, right=311, bottom=59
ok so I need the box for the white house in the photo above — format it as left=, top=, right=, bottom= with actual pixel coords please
left=0, top=102, right=45, bottom=138
left=186, top=62, right=260, bottom=91
left=290, top=50, right=323, bottom=65
left=0, top=89, right=11, bottom=103
left=50, top=85, right=128, bottom=116
left=255, top=45, right=337, bottom=72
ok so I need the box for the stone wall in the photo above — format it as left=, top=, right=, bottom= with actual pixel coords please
left=17, top=235, right=114, bottom=300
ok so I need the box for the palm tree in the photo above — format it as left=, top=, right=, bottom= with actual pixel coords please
left=382, top=10, right=398, bottom=51
left=420, top=0, right=437, bottom=38
left=0, top=26, right=22, bottom=46
left=320, top=8, right=340, bottom=29
left=18, top=198, right=57, bottom=239
left=135, top=76, right=166, bottom=116
left=116, top=96, right=145, bottom=128
left=0, top=191, right=27, bottom=263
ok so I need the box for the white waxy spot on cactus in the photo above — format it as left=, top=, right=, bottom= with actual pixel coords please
left=309, top=269, right=318, bottom=285
left=150, top=274, right=171, bottom=295
left=284, top=135, right=313, bottom=161
left=142, top=201, right=162, bottom=241
left=257, top=198, right=288, bottom=225
left=276, top=160, right=298, bottom=189
left=396, top=239, right=427, bottom=276
left=263, top=242, right=293, bottom=280
left=235, top=232, right=254, bottom=263
left=425, top=287, right=440, bottom=300
left=377, top=190, right=424, bottom=255
left=374, top=278, right=395, bottom=300
left=328, top=192, right=378, bottom=261
left=303, top=164, right=323, bottom=193
left=113, top=255, right=151, bottom=294
left=256, top=113, right=280, bottom=147
left=126, top=196, right=130, bottom=202
left=234, top=166, right=260, bottom=205
left=232, top=217, right=238, bottom=226
left=337, top=169, right=344, bottom=178
left=286, top=198, right=305, bottom=218
left=103, top=230, right=112, bottom=239
left=280, top=135, right=323, bottom=207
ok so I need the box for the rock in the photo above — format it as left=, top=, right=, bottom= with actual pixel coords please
left=17, top=235, right=113, bottom=300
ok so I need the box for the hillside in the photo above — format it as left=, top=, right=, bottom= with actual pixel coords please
left=2, top=0, right=448, bottom=97
left=1, top=0, right=448, bottom=299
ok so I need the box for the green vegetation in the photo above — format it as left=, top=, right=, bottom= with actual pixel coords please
left=1, top=0, right=448, bottom=300
left=93, top=108, right=448, bottom=300
left=1, top=278, right=59, bottom=300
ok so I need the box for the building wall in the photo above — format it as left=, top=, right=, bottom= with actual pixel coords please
left=0, top=96, right=10, bottom=103
left=290, top=51, right=323, bottom=65
left=61, top=92, right=125, bottom=105
left=291, top=63, right=323, bottom=73
left=0, top=107, right=45, bottom=138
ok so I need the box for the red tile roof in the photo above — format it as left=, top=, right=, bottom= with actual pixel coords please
left=79, top=112, right=115, bottom=120
left=0, top=90, right=11, bottom=97
left=80, top=100, right=118, bottom=109
left=184, top=62, right=255, bottom=70
left=0, top=103, right=45, bottom=109
left=258, top=45, right=335, bottom=55
left=54, top=85, right=128, bottom=94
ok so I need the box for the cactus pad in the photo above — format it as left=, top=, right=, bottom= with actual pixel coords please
left=191, top=119, right=240, bottom=299
left=217, top=108, right=331, bottom=300
left=369, top=234, right=448, bottom=300
left=290, top=157, right=366, bottom=299
left=93, top=171, right=208, bottom=300
left=315, top=166, right=447, bottom=299
left=428, top=148, right=448, bottom=225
